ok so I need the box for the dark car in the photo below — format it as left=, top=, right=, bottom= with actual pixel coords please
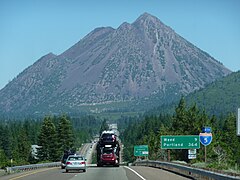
left=61, top=150, right=75, bottom=169
left=99, top=131, right=117, bottom=145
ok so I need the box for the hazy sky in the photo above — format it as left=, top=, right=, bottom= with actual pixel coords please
left=0, top=0, right=239, bottom=89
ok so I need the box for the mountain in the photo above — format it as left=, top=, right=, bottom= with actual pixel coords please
left=0, top=13, right=231, bottom=117
left=185, top=71, right=240, bottom=116
left=147, top=71, right=240, bottom=117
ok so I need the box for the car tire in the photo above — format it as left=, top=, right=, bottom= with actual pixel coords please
left=83, top=169, right=86, bottom=172
left=66, top=169, right=69, bottom=173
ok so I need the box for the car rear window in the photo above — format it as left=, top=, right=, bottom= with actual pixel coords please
left=103, top=149, right=113, bottom=154
left=68, top=156, right=84, bottom=161
left=102, top=134, right=114, bottom=138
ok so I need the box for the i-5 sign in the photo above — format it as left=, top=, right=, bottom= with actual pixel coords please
left=199, top=133, right=212, bottom=146
left=161, top=135, right=200, bottom=149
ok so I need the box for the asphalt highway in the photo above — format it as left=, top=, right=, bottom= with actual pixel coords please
left=0, top=165, right=190, bottom=180
left=0, top=142, right=190, bottom=180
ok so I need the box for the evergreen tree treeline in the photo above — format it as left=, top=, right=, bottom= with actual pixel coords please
left=122, top=97, right=240, bottom=169
left=1, top=97, right=239, bottom=170
left=0, top=114, right=100, bottom=168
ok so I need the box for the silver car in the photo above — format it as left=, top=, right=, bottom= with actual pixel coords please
left=65, top=155, right=87, bottom=173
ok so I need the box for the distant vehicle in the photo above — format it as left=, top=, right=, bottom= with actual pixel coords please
left=61, top=150, right=75, bottom=169
left=65, top=155, right=86, bottom=173
left=99, top=131, right=117, bottom=145
left=99, top=147, right=119, bottom=167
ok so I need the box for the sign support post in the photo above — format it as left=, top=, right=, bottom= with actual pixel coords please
left=168, top=149, right=170, bottom=161
left=205, top=146, right=207, bottom=163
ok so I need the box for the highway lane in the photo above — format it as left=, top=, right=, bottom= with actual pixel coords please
left=0, top=167, right=133, bottom=180
left=0, top=166, right=190, bottom=180
left=0, top=144, right=190, bottom=180
left=0, top=167, right=75, bottom=180
left=79, top=143, right=91, bottom=157
left=70, top=167, right=130, bottom=180
left=85, top=143, right=95, bottom=164
left=129, top=166, right=190, bottom=180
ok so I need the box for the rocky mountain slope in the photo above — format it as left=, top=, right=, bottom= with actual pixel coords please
left=0, top=13, right=231, bottom=116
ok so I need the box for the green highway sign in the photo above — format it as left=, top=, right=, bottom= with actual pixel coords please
left=134, top=145, right=149, bottom=156
left=161, top=135, right=200, bottom=149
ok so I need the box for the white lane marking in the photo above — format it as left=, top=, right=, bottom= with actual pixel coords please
left=124, top=166, right=146, bottom=180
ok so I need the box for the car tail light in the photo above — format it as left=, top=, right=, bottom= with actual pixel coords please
left=66, top=162, right=72, bottom=165
left=81, top=162, right=86, bottom=164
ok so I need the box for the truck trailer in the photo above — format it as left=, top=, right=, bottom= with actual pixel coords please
left=96, top=131, right=120, bottom=167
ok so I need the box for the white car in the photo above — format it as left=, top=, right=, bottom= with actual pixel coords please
left=65, top=155, right=87, bottom=173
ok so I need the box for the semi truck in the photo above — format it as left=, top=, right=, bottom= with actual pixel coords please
left=96, top=130, right=120, bottom=167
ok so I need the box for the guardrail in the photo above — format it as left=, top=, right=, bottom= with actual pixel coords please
left=132, top=160, right=240, bottom=180
left=6, top=162, right=61, bottom=174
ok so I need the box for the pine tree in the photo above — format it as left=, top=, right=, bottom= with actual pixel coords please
left=171, top=97, right=188, bottom=134
left=158, top=123, right=169, bottom=161
left=0, top=124, right=12, bottom=159
left=171, top=98, right=197, bottom=162
left=17, top=128, right=31, bottom=163
left=220, top=113, right=240, bottom=165
left=0, top=149, right=8, bottom=168
left=57, top=114, right=74, bottom=154
left=187, top=103, right=200, bottom=134
left=37, top=116, right=58, bottom=161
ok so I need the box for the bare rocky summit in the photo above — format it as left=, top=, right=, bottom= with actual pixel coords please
left=0, top=13, right=231, bottom=116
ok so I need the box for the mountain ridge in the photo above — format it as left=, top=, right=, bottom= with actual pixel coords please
left=186, top=70, right=240, bottom=116
left=0, top=13, right=231, bottom=116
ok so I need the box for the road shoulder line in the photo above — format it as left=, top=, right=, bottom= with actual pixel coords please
left=124, top=166, right=146, bottom=180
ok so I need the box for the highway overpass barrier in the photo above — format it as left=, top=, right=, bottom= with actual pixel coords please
left=6, top=162, right=61, bottom=174
left=132, top=160, right=240, bottom=180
